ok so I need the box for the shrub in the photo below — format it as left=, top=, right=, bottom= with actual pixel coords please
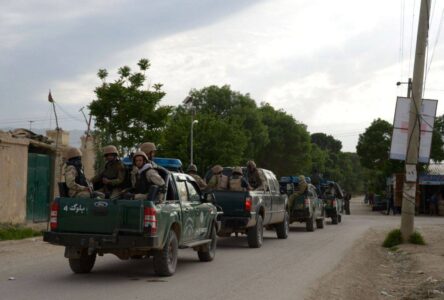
left=409, top=231, right=426, bottom=245
left=383, top=229, right=403, bottom=248
left=0, top=224, right=42, bottom=241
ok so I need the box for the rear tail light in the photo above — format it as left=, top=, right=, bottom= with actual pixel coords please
left=245, top=197, right=252, bottom=212
left=144, top=207, right=157, bottom=234
left=50, top=201, right=59, bottom=230
left=304, top=198, right=310, bottom=206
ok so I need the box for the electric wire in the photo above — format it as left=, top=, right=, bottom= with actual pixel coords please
left=408, top=0, right=417, bottom=76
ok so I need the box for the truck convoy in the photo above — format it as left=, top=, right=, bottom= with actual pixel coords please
left=44, top=169, right=220, bottom=277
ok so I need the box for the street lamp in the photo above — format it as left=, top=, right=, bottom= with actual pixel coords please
left=396, top=78, right=412, bottom=98
left=190, top=120, right=198, bottom=165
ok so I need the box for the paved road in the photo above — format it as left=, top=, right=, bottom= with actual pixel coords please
left=1, top=199, right=444, bottom=300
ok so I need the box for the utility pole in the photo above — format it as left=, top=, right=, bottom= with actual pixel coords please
left=28, top=120, right=34, bottom=131
left=401, top=0, right=431, bottom=241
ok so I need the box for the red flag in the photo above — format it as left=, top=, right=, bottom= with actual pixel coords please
left=48, top=90, right=54, bottom=103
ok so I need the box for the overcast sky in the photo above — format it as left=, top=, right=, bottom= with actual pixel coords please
left=1, top=0, right=444, bottom=152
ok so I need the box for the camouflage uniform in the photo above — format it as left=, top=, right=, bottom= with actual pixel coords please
left=229, top=166, right=249, bottom=192
left=206, top=165, right=228, bottom=190
left=64, top=147, right=91, bottom=198
left=187, top=164, right=207, bottom=190
left=131, top=151, right=165, bottom=200
left=246, top=161, right=267, bottom=191
left=288, top=175, right=308, bottom=212
left=92, top=146, right=127, bottom=199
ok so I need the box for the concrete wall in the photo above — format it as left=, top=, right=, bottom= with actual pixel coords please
left=0, top=132, right=29, bottom=223
left=46, top=130, right=70, bottom=198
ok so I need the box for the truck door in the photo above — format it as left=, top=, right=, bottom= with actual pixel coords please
left=176, top=180, right=195, bottom=243
left=186, top=180, right=211, bottom=240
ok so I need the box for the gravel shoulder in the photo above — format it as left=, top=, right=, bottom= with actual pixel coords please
left=309, top=224, right=444, bottom=300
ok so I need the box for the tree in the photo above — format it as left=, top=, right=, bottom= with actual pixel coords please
left=89, top=59, right=171, bottom=155
left=311, top=133, right=342, bottom=153
left=257, top=103, right=312, bottom=177
left=430, top=115, right=444, bottom=162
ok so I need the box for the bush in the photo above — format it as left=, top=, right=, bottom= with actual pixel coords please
left=0, top=224, right=42, bottom=241
left=409, top=231, right=426, bottom=245
left=383, top=229, right=403, bottom=248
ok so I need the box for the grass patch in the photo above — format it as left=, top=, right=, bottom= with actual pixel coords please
left=0, top=224, right=42, bottom=241
left=383, top=229, right=403, bottom=248
left=409, top=231, right=426, bottom=245
left=389, top=246, right=399, bottom=252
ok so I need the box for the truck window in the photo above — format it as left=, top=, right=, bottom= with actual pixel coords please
left=186, top=181, right=200, bottom=202
left=177, top=181, right=189, bottom=202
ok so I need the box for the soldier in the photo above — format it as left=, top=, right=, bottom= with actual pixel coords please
left=64, top=147, right=93, bottom=198
left=186, top=164, right=207, bottom=190
left=246, top=160, right=266, bottom=191
left=140, top=142, right=158, bottom=167
left=287, top=175, right=308, bottom=213
left=91, top=145, right=126, bottom=199
left=206, top=165, right=228, bottom=190
left=130, top=151, right=165, bottom=200
left=228, top=166, right=250, bottom=192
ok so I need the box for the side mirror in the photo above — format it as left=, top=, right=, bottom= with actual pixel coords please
left=203, top=192, right=216, bottom=204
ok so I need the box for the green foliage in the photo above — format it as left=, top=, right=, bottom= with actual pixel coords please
left=257, top=103, right=311, bottom=177
left=0, top=224, right=42, bottom=241
left=311, top=132, right=342, bottom=153
left=409, top=231, right=426, bottom=245
left=382, top=229, right=403, bottom=248
left=431, top=116, right=444, bottom=162
left=89, top=59, right=172, bottom=155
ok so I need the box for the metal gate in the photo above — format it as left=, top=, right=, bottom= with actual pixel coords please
left=27, top=153, right=51, bottom=222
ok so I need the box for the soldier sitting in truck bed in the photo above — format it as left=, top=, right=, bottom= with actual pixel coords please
left=129, top=151, right=165, bottom=200
left=287, top=175, right=308, bottom=213
left=246, top=160, right=266, bottom=191
left=206, top=165, right=228, bottom=190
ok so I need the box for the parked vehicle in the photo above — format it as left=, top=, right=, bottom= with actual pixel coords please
left=279, top=176, right=324, bottom=231
left=206, top=167, right=289, bottom=248
left=44, top=169, right=220, bottom=276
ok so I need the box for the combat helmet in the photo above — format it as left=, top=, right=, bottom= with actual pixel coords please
left=246, top=160, right=256, bottom=169
left=65, top=147, right=82, bottom=160
left=232, top=166, right=243, bottom=175
left=103, top=145, right=119, bottom=156
left=212, top=165, right=223, bottom=174
left=187, top=164, right=197, bottom=173
left=132, top=151, right=149, bottom=163
left=140, top=142, right=157, bottom=154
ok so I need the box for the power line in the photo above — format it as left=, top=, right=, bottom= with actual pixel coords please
left=408, top=0, right=417, bottom=76
left=424, top=6, right=444, bottom=92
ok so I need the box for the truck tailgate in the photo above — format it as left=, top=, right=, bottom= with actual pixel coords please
left=213, top=191, right=249, bottom=217
left=57, top=198, right=144, bottom=234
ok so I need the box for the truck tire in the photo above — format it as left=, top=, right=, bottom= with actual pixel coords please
left=316, top=218, right=324, bottom=229
left=275, top=211, right=289, bottom=239
left=332, top=214, right=338, bottom=225
left=153, top=230, right=178, bottom=276
left=198, top=224, right=217, bottom=262
left=247, top=215, right=263, bottom=248
left=68, top=250, right=96, bottom=274
left=306, top=215, right=314, bottom=232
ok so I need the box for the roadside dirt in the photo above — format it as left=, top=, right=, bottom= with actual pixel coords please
left=308, top=225, right=444, bottom=300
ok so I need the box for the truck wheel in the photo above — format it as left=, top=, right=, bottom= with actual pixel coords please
left=153, top=230, right=178, bottom=276
left=198, top=224, right=217, bottom=262
left=275, top=211, right=289, bottom=239
left=306, top=215, right=314, bottom=232
left=316, top=218, right=324, bottom=229
left=247, top=215, right=263, bottom=248
left=332, top=214, right=338, bottom=225
left=68, top=250, right=96, bottom=274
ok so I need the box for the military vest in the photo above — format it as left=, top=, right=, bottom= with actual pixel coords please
left=67, top=162, right=88, bottom=187
left=134, top=169, right=150, bottom=194
left=247, top=170, right=262, bottom=189
left=229, top=176, right=243, bottom=192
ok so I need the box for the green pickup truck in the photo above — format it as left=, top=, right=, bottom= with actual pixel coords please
left=208, top=168, right=289, bottom=248
left=43, top=170, right=220, bottom=277
left=288, top=184, right=325, bottom=231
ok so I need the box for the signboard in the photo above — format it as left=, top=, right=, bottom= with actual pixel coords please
left=389, top=97, right=438, bottom=163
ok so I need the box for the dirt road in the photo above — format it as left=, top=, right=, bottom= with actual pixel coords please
left=1, top=198, right=443, bottom=300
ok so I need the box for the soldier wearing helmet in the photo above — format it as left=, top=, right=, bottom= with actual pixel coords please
left=64, top=147, right=93, bottom=198
left=206, top=165, right=228, bottom=190
left=91, top=145, right=126, bottom=199
left=246, top=160, right=266, bottom=191
left=228, top=166, right=250, bottom=192
left=288, top=175, right=308, bottom=213
left=186, top=164, right=207, bottom=190
left=129, top=151, right=165, bottom=200
left=140, top=142, right=158, bottom=167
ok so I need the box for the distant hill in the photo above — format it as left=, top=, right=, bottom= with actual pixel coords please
left=2, top=127, right=85, bottom=148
